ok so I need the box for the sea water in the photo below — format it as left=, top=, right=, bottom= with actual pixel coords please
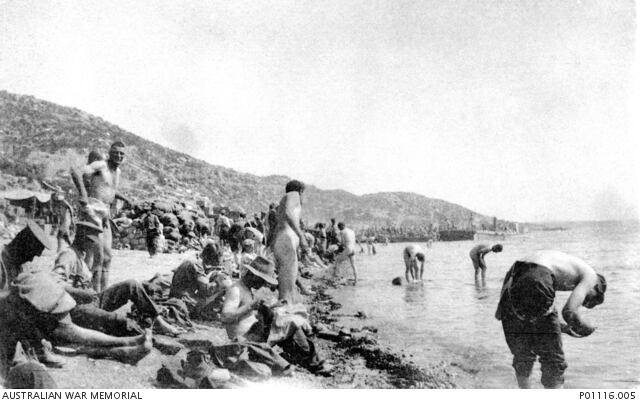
left=329, top=221, right=640, bottom=388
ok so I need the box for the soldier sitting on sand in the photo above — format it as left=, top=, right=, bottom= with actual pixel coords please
left=1, top=221, right=54, bottom=292
left=221, top=256, right=332, bottom=376
left=0, top=269, right=152, bottom=372
left=169, top=240, right=229, bottom=318
left=0, top=221, right=65, bottom=368
left=52, top=221, right=182, bottom=337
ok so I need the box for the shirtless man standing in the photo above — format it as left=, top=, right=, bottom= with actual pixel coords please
left=333, top=222, right=358, bottom=284
left=469, top=243, right=503, bottom=287
left=71, top=142, right=130, bottom=292
left=271, top=180, right=311, bottom=304
left=403, top=244, right=426, bottom=282
left=495, top=250, right=607, bottom=389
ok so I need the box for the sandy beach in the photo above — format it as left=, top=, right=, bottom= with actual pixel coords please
left=20, top=247, right=473, bottom=389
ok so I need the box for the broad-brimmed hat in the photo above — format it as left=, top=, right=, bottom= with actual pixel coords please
left=242, top=256, right=278, bottom=286
left=25, top=220, right=55, bottom=250
left=13, top=270, right=76, bottom=314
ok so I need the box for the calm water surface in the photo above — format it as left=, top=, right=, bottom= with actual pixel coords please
left=330, top=221, right=640, bottom=388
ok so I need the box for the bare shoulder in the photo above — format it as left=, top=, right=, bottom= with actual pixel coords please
left=88, top=160, right=108, bottom=171
left=284, top=191, right=300, bottom=204
left=224, top=284, right=242, bottom=302
left=526, top=250, right=597, bottom=289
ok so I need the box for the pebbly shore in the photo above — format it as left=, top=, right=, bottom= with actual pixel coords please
left=9, top=248, right=477, bottom=389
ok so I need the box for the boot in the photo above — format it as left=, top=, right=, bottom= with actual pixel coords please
left=180, top=350, right=214, bottom=380
left=36, top=339, right=65, bottom=368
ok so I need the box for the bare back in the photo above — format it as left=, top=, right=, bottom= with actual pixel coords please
left=520, top=250, right=598, bottom=291
left=404, top=244, right=424, bottom=260
left=516, top=250, right=604, bottom=337
left=274, top=192, right=302, bottom=235
left=469, top=244, right=489, bottom=259
left=222, top=282, right=257, bottom=340
left=340, top=228, right=356, bottom=249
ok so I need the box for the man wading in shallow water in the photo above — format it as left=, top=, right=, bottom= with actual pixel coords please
left=469, top=243, right=503, bottom=287
left=71, top=141, right=131, bottom=292
left=496, top=250, right=607, bottom=389
left=403, top=244, right=425, bottom=283
left=332, top=222, right=358, bottom=284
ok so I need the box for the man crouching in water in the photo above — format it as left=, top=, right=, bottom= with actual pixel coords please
left=496, top=250, right=607, bottom=389
left=271, top=180, right=312, bottom=304
left=221, top=256, right=331, bottom=375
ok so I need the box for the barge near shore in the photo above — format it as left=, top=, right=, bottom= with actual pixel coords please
left=437, top=229, right=475, bottom=242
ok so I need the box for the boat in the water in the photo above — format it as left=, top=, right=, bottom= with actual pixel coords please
left=438, top=229, right=475, bottom=242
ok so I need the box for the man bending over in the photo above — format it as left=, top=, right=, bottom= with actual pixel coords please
left=403, top=244, right=426, bottom=282
left=469, top=243, right=503, bottom=286
left=495, top=250, right=607, bottom=389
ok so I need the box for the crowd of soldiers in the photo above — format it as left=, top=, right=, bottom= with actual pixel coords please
left=0, top=139, right=610, bottom=389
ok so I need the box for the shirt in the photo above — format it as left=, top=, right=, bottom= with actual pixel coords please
left=170, top=260, right=209, bottom=299
left=144, top=214, right=160, bottom=231
left=52, top=248, right=93, bottom=289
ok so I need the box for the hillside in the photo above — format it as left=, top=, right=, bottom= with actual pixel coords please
left=0, top=90, right=508, bottom=229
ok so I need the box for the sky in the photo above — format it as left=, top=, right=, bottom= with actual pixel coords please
left=0, top=0, right=638, bottom=222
